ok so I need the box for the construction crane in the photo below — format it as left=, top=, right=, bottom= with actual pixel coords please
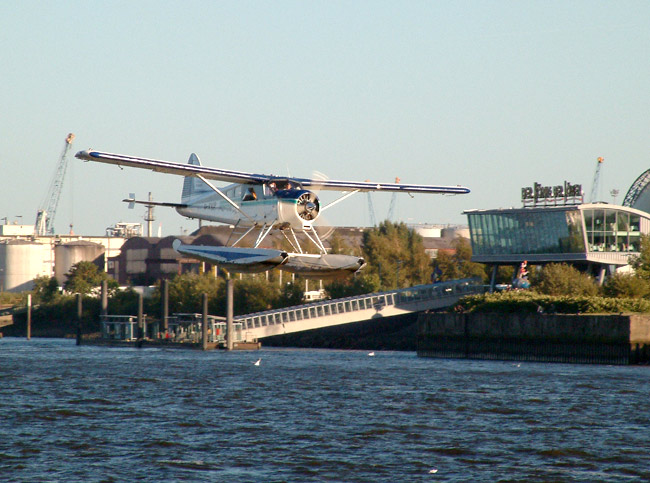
left=386, top=177, right=400, bottom=221
left=589, top=156, right=604, bottom=203
left=366, top=192, right=377, bottom=227
left=35, top=133, right=75, bottom=235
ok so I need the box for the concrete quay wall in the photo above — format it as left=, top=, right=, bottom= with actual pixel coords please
left=417, top=313, right=650, bottom=364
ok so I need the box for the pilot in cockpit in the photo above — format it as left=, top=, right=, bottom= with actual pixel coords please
left=243, top=187, right=257, bottom=201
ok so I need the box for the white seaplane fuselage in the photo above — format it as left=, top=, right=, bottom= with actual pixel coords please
left=177, top=182, right=313, bottom=231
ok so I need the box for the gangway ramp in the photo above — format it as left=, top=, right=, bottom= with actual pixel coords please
left=236, top=278, right=484, bottom=343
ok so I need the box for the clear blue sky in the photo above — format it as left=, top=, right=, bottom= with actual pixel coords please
left=2, top=1, right=649, bottom=236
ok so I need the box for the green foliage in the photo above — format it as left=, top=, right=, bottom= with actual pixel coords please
left=325, top=273, right=381, bottom=300
left=327, top=231, right=356, bottom=256
left=31, top=275, right=60, bottom=304
left=433, top=238, right=487, bottom=282
left=167, top=272, right=223, bottom=314
left=454, top=290, right=650, bottom=314
left=530, top=263, right=599, bottom=296
left=362, top=221, right=430, bottom=290
left=629, top=234, right=650, bottom=280
left=603, top=273, right=650, bottom=299
left=63, top=261, right=118, bottom=295
left=0, top=291, right=25, bottom=305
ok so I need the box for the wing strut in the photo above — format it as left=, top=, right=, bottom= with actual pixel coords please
left=302, top=226, right=327, bottom=254
left=320, top=189, right=360, bottom=213
left=228, top=222, right=258, bottom=248
left=254, top=223, right=276, bottom=248
left=195, top=174, right=256, bottom=224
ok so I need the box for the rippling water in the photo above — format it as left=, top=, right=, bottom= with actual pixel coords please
left=1, top=338, right=649, bottom=482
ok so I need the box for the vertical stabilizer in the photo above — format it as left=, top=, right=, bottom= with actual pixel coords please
left=181, top=153, right=212, bottom=202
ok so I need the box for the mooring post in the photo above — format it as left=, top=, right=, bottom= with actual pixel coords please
left=76, top=293, right=82, bottom=346
left=202, top=293, right=209, bottom=351
left=226, top=278, right=234, bottom=351
left=137, top=293, right=144, bottom=341
left=101, top=280, right=108, bottom=318
left=26, top=293, right=32, bottom=340
left=162, top=279, right=169, bottom=335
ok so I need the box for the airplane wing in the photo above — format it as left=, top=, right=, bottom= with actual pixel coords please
left=76, top=150, right=268, bottom=185
left=76, top=150, right=470, bottom=194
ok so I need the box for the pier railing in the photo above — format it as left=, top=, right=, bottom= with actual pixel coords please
left=236, top=278, right=485, bottom=341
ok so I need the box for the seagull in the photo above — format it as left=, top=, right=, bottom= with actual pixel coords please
left=368, top=352, right=375, bottom=357
left=253, top=358, right=261, bottom=366
left=429, top=468, right=438, bottom=474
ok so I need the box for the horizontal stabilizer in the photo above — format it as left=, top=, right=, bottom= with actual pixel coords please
left=172, top=240, right=288, bottom=273
left=123, top=198, right=188, bottom=209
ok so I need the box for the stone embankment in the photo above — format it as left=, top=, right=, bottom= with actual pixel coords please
left=417, top=312, right=650, bottom=364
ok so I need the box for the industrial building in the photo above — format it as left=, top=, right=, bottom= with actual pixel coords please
left=0, top=223, right=129, bottom=292
left=0, top=221, right=467, bottom=291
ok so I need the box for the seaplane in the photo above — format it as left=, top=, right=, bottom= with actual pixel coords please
left=76, top=149, right=470, bottom=278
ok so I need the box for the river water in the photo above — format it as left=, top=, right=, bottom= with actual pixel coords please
left=1, top=338, right=649, bottom=482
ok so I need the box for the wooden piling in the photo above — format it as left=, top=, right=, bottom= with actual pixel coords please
left=26, top=293, right=32, bottom=340
left=137, top=293, right=144, bottom=341
left=101, top=280, right=108, bottom=318
left=202, top=293, right=208, bottom=351
left=162, top=279, right=169, bottom=333
left=226, top=279, right=234, bottom=351
left=76, top=293, right=82, bottom=346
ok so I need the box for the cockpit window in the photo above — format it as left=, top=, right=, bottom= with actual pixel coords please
left=267, top=180, right=300, bottom=193
left=243, top=187, right=257, bottom=201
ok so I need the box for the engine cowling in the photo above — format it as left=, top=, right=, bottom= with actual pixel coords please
left=276, top=189, right=320, bottom=229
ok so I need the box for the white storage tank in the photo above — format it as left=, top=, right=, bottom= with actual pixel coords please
left=54, top=240, right=106, bottom=284
left=0, top=240, right=52, bottom=292
left=412, top=225, right=442, bottom=238
left=441, top=226, right=470, bottom=239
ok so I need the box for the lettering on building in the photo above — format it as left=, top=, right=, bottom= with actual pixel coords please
left=521, top=181, right=583, bottom=207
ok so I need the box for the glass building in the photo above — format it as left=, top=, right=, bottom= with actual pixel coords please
left=464, top=204, right=650, bottom=279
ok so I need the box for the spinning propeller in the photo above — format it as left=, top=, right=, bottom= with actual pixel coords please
left=296, top=191, right=320, bottom=221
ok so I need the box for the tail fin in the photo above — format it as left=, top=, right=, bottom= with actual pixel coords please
left=181, top=153, right=212, bottom=202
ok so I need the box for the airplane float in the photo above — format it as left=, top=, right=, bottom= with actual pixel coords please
left=76, top=149, right=470, bottom=278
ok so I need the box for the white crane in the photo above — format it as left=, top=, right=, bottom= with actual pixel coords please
left=35, top=133, right=75, bottom=235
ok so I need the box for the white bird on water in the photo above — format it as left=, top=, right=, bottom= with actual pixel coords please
left=368, top=352, right=375, bottom=357
left=253, top=358, right=261, bottom=366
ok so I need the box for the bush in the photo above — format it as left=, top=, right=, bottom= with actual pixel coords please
left=531, top=263, right=599, bottom=296
left=603, top=273, right=650, bottom=299
left=453, top=291, right=650, bottom=314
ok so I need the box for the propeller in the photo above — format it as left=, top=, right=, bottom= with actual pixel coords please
left=296, top=192, right=320, bottom=221
left=307, top=170, right=336, bottom=241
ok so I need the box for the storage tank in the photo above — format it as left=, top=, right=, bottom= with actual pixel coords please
left=54, top=240, right=105, bottom=284
left=413, top=225, right=442, bottom=238
left=441, top=226, right=470, bottom=239
left=0, top=240, right=52, bottom=292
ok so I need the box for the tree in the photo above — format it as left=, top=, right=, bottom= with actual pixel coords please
left=32, top=275, right=60, bottom=304
left=531, top=263, right=599, bottom=296
left=432, top=238, right=487, bottom=282
left=167, top=272, right=222, bottom=314
left=63, top=261, right=117, bottom=295
left=362, top=221, right=430, bottom=290
left=325, top=273, right=381, bottom=299
left=629, top=234, right=650, bottom=280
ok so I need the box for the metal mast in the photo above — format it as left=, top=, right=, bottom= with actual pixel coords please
left=35, top=133, right=75, bottom=235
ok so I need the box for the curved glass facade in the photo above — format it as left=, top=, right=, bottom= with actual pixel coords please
left=466, top=205, right=649, bottom=260
left=582, top=208, right=641, bottom=252
left=467, top=208, right=585, bottom=256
